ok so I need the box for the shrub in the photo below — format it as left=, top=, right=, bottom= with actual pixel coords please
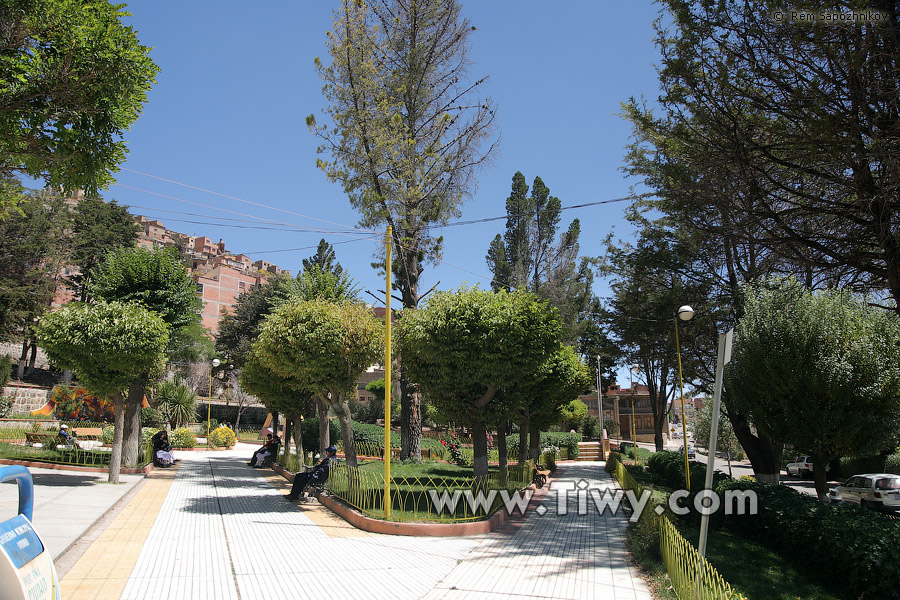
left=0, top=395, right=12, bottom=418
left=0, top=355, right=11, bottom=388
left=582, top=416, right=601, bottom=439
left=169, top=427, right=197, bottom=449
left=141, top=407, right=165, bottom=427
left=647, top=450, right=728, bottom=492
left=153, top=376, right=197, bottom=428
left=101, top=425, right=115, bottom=444
left=835, top=453, right=900, bottom=478
left=208, top=426, right=236, bottom=448
left=504, top=431, right=582, bottom=459
left=300, top=417, right=341, bottom=453
left=716, top=478, right=900, bottom=598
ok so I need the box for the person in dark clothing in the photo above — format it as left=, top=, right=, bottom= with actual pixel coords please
left=152, top=430, right=178, bottom=467
left=285, top=446, right=337, bottom=501
left=249, top=431, right=281, bottom=467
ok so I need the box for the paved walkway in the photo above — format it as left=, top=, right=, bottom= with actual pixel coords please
left=6, top=445, right=652, bottom=599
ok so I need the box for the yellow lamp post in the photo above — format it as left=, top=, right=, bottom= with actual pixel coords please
left=384, top=226, right=392, bottom=518
left=675, top=305, right=694, bottom=490
left=208, top=358, right=220, bottom=445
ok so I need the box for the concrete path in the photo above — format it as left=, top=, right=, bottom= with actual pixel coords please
left=0, top=464, right=144, bottom=559
left=6, top=445, right=653, bottom=599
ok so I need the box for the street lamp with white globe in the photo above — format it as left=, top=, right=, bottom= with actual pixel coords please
left=208, top=358, right=220, bottom=444
left=675, top=305, right=694, bottom=489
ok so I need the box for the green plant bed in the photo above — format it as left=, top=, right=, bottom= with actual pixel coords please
left=676, top=523, right=850, bottom=600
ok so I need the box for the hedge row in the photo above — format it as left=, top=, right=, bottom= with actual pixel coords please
left=504, top=432, right=581, bottom=459
left=834, top=453, right=900, bottom=479
left=716, top=478, right=900, bottom=598
left=646, top=450, right=729, bottom=493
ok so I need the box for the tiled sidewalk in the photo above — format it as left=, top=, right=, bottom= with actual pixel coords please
left=60, top=450, right=651, bottom=599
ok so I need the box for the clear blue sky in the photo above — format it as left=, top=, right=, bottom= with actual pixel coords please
left=112, top=1, right=664, bottom=311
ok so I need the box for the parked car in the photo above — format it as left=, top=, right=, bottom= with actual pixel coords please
left=827, top=474, right=900, bottom=512
left=678, top=444, right=696, bottom=459
left=785, top=455, right=830, bottom=478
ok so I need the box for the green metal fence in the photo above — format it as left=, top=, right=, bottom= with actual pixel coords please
left=607, top=452, right=746, bottom=600
left=321, top=461, right=535, bottom=523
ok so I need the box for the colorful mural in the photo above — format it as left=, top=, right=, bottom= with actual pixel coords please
left=31, top=385, right=149, bottom=422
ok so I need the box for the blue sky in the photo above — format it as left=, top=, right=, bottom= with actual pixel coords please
left=112, top=1, right=665, bottom=310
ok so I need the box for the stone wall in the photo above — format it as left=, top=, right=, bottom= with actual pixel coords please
left=2, top=384, right=53, bottom=414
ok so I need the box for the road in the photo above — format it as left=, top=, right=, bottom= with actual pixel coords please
left=621, top=439, right=838, bottom=498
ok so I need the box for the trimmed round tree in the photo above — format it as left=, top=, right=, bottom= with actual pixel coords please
left=398, top=286, right=561, bottom=481
left=728, top=278, right=900, bottom=496
left=35, top=301, right=168, bottom=483
left=249, top=299, right=383, bottom=467
left=90, top=246, right=202, bottom=464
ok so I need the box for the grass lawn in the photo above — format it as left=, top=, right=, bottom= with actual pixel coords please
left=677, top=523, right=849, bottom=600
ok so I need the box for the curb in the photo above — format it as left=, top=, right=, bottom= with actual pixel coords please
left=0, top=458, right=152, bottom=475
left=272, top=463, right=547, bottom=537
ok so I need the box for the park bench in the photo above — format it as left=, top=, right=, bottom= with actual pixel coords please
left=24, top=432, right=61, bottom=447
left=532, top=464, right=551, bottom=489
left=73, top=427, right=103, bottom=440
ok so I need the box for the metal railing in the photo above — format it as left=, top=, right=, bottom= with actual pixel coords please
left=0, top=439, right=151, bottom=469
left=608, top=452, right=746, bottom=600
left=323, top=461, right=535, bottom=523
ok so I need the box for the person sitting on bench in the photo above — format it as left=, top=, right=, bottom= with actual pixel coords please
left=285, top=446, right=337, bottom=501
left=249, top=430, right=281, bottom=467
left=57, top=424, right=80, bottom=448
left=152, top=430, right=178, bottom=467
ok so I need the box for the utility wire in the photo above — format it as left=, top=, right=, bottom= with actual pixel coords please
left=121, top=167, right=370, bottom=232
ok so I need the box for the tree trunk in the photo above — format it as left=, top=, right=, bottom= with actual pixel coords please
left=234, top=398, right=244, bottom=431
left=25, top=342, right=37, bottom=376
left=496, top=421, right=508, bottom=487
left=316, top=397, right=329, bottom=453
left=61, top=370, right=73, bottom=384
left=271, top=411, right=279, bottom=440
left=518, top=412, right=529, bottom=464
left=293, top=416, right=304, bottom=466
left=471, top=418, right=489, bottom=483
left=529, top=423, right=541, bottom=462
left=123, top=381, right=144, bottom=466
left=811, top=451, right=830, bottom=501
left=728, top=410, right=783, bottom=484
left=282, top=416, right=292, bottom=462
left=16, top=338, right=28, bottom=380
left=109, top=393, right=126, bottom=484
left=399, top=374, right=421, bottom=460
left=333, top=395, right=357, bottom=468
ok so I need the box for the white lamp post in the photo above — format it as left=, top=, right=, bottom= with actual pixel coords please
left=675, top=305, right=694, bottom=489
left=208, top=358, right=220, bottom=444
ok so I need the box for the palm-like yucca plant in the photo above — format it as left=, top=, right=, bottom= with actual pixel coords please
left=153, top=376, right=198, bottom=428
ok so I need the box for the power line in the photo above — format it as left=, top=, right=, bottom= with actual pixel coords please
left=116, top=184, right=368, bottom=240
left=121, top=168, right=370, bottom=232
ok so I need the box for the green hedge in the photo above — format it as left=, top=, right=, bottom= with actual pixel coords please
left=716, top=478, right=900, bottom=598
left=504, top=431, right=581, bottom=459
left=647, top=450, right=729, bottom=494
left=835, top=453, right=900, bottom=478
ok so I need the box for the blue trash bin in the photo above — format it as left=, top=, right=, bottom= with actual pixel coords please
left=0, top=465, right=61, bottom=600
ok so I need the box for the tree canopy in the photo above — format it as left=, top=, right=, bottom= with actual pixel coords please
left=623, top=0, right=900, bottom=312
left=308, top=0, right=497, bottom=459
left=90, top=246, right=201, bottom=333
left=0, top=0, right=158, bottom=199
left=35, top=300, right=168, bottom=482
left=727, top=278, right=900, bottom=497
left=68, top=195, right=139, bottom=301
left=399, top=286, right=561, bottom=478
left=247, top=300, right=383, bottom=467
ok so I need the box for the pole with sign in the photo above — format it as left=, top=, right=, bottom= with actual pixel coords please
left=698, top=328, right=733, bottom=558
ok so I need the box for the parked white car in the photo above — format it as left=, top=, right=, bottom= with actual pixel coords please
left=785, top=455, right=830, bottom=478
left=827, top=474, right=900, bottom=512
